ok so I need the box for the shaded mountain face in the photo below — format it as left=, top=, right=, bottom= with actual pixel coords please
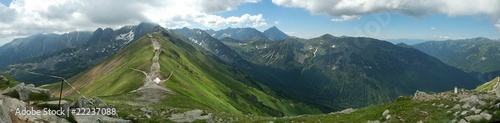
left=224, top=34, right=480, bottom=110
left=173, top=28, right=246, bottom=65
left=0, top=32, right=92, bottom=67
left=0, top=22, right=160, bottom=85
left=263, top=26, right=290, bottom=41
left=412, top=37, right=500, bottom=82
left=205, top=27, right=270, bottom=41
left=42, top=30, right=321, bottom=117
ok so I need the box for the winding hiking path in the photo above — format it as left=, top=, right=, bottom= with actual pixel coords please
left=135, top=34, right=172, bottom=92
left=130, top=33, right=173, bottom=106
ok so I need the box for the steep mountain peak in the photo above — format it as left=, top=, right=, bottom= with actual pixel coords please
left=263, top=26, right=290, bottom=41
left=319, top=34, right=335, bottom=39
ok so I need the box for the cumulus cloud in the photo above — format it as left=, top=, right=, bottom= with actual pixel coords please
left=272, top=0, right=500, bottom=28
left=0, top=0, right=266, bottom=45
left=496, top=23, right=500, bottom=32
left=331, top=15, right=361, bottom=22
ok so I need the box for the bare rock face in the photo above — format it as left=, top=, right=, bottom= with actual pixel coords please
left=413, top=90, right=432, bottom=101
left=2, top=83, right=51, bottom=101
left=0, top=75, right=8, bottom=83
left=0, top=95, right=12, bottom=123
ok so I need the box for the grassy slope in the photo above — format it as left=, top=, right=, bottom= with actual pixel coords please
left=475, top=77, right=500, bottom=92
left=42, top=32, right=320, bottom=117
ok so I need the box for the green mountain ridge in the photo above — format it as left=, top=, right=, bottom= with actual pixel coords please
left=41, top=30, right=321, bottom=121
left=222, top=34, right=480, bottom=110
left=413, top=37, right=500, bottom=82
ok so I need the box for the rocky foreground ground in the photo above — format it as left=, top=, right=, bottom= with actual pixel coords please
left=1, top=72, right=499, bottom=123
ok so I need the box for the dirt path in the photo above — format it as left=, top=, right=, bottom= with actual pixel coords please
left=129, top=33, right=173, bottom=106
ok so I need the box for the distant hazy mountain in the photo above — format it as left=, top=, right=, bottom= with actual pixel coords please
left=224, top=34, right=479, bottom=110
left=205, top=27, right=270, bottom=41
left=413, top=37, right=500, bottom=82
left=386, top=38, right=427, bottom=45
left=0, top=32, right=92, bottom=67
left=263, top=26, right=290, bottom=41
left=1, top=22, right=160, bottom=85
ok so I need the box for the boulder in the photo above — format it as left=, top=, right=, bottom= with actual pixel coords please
left=413, top=90, right=431, bottom=101
left=465, top=115, right=483, bottom=122
left=382, top=109, right=390, bottom=117
left=457, top=119, right=467, bottom=123
left=480, top=112, right=492, bottom=121
left=451, top=104, right=461, bottom=110
left=462, top=102, right=470, bottom=109
left=385, top=115, right=391, bottom=120
left=168, top=109, right=212, bottom=122
left=2, top=83, right=51, bottom=101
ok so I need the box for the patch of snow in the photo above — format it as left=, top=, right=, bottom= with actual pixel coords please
left=189, top=37, right=199, bottom=44
left=331, top=45, right=336, bottom=48
left=116, top=30, right=135, bottom=45
left=313, top=48, right=319, bottom=57
left=480, top=57, right=487, bottom=61
left=331, top=65, right=338, bottom=70
left=220, top=33, right=231, bottom=38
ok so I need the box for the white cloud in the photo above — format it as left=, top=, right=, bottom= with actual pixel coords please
left=434, top=35, right=449, bottom=39
left=0, top=0, right=266, bottom=45
left=284, top=31, right=296, bottom=35
left=274, top=21, right=280, bottom=25
left=272, top=0, right=500, bottom=27
left=331, top=15, right=361, bottom=22
left=431, top=27, right=436, bottom=30
left=495, top=23, right=500, bottom=32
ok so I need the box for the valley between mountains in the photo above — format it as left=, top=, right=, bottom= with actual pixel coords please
left=0, top=23, right=499, bottom=122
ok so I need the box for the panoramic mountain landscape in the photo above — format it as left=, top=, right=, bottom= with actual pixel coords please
left=1, top=0, right=500, bottom=123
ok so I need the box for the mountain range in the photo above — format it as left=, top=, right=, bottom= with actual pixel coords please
left=204, top=26, right=290, bottom=41
left=412, top=37, right=500, bottom=82
left=215, top=33, right=480, bottom=110
left=0, top=22, right=159, bottom=85
left=0, top=23, right=497, bottom=122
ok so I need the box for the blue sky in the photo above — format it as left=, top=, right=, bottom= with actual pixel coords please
left=206, top=0, right=500, bottom=40
left=0, top=0, right=499, bottom=45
